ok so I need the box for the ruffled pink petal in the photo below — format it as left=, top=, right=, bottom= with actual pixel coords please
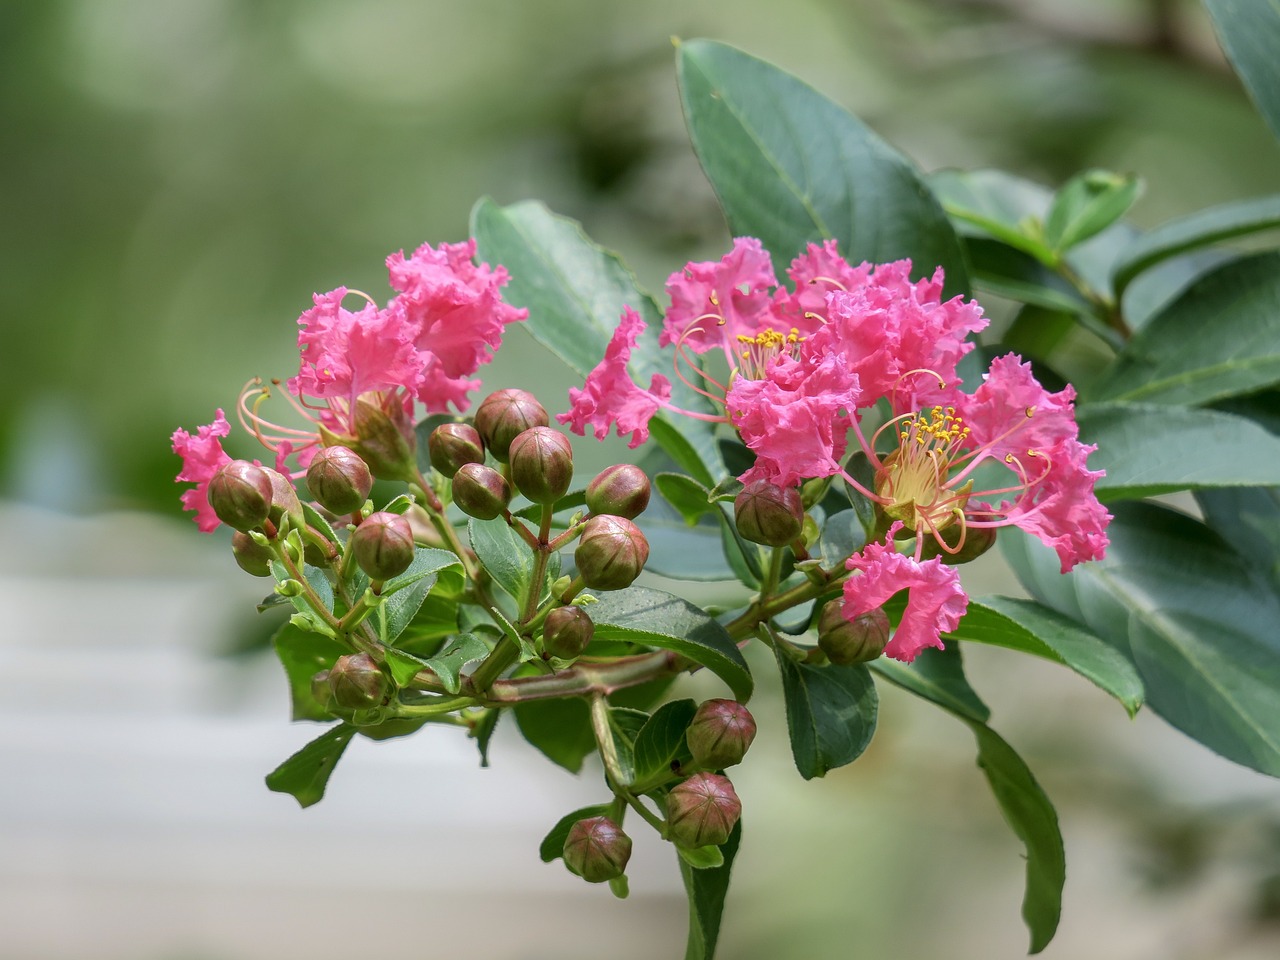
left=843, top=533, right=969, bottom=662
left=171, top=409, right=233, bottom=533
left=661, top=237, right=779, bottom=354
left=557, top=307, right=672, bottom=449
left=778, top=239, right=872, bottom=336
left=291, top=290, right=422, bottom=405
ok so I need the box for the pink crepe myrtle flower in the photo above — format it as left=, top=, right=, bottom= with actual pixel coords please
left=171, top=409, right=233, bottom=532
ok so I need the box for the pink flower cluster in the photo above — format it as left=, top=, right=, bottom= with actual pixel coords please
left=172, top=239, right=526, bottom=530
left=562, top=238, right=1110, bottom=662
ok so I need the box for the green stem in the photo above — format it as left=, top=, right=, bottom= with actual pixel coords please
left=623, top=793, right=666, bottom=834
left=590, top=693, right=628, bottom=788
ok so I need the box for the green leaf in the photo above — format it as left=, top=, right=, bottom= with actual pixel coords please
left=632, top=698, right=698, bottom=786
left=1091, top=252, right=1280, bottom=406
left=271, top=621, right=348, bottom=721
left=676, top=843, right=725, bottom=870
left=951, top=597, right=1144, bottom=717
left=300, top=501, right=341, bottom=550
left=816, top=508, right=868, bottom=570
left=962, top=240, right=1090, bottom=314
left=471, top=708, right=500, bottom=767
left=377, top=549, right=462, bottom=643
left=468, top=517, right=540, bottom=607
left=679, top=820, right=741, bottom=960
left=539, top=804, right=613, bottom=862
left=1111, top=193, right=1280, bottom=294
left=514, top=696, right=597, bottom=774
left=929, top=168, right=1057, bottom=264
left=678, top=39, right=968, bottom=295
left=384, top=633, right=489, bottom=693
left=1196, top=486, right=1280, bottom=593
left=1043, top=170, right=1142, bottom=253
left=657, top=473, right=716, bottom=526
left=1078, top=402, right=1280, bottom=500
left=774, top=649, right=878, bottom=779
left=1205, top=0, right=1280, bottom=144
left=265, top=723, right=356, bottom=809
left=1003, top=502, right=1280, bottom=776
left=588, top=586, right=754, bottom=701
left=639, top=517, right=738, bottom=581
left=269, top=560, right=334, bottom=621
left=471, top=198, right=724, bottom=485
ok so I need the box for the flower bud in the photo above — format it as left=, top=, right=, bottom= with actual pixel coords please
left=231, top=530, right=274, bottom=577
left=585, top=464, right=651, bottom=519
left=666, top=772, right=741, bottom=848
left=574, top=515, right=649, bottom=590
left=427, top=422, right=485, bottom=478
left=306, top=445, right=373, bottom=515
left=686, top=699, right=757, bottom=770
left=817, top=599, right=889, bottom=665
left=264, top=467, right=305, bottom=533
left=207, top=460, right=273, bottom=532
left=509, top=426, right=574, bottom=505
left=734, top=480, right=804, bottom=547
left=451, top=463, right=511, bottom=520
left=923, top=525, right=999, bottom=566
left=542, top=605, right=594, bottom=659
left=352, top=394, right=417, bottom=482
left=327, top=653, right=387, bottom=709
left=563, top=816, right=632, bottom=883
left=350, top=511, right=416, bottom=581
left=473, top=388, right=548, bottom=463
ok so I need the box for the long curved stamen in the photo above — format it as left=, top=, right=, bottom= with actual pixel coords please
left=672, top=316, right=731, bottom=398
left=345, top=288, right=379, bottom=310
left=808, top=275, right=849, bottom=292
left=889, top=367, right=948, bottom=411
left=803, top=311, right=828, bottom=326
left=944, top=406, right=1039, bottom=483
left=847, top=410, right=889, bottom=473
left=869, top=410, right=919, bottom=452
left=237, top=380, right=316, bottom=442
left=837, top=465, right=890, bottom=506
left=921, top=509, right=969, bottom=556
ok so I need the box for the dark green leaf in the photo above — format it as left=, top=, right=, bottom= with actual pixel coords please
left=539, top=804, right=613, bottom=862
left=514, top=696, right=596, bottom=774
left=657, top=473, right=715, bottom=526
left=774, top=649, right=877, bottom=779
left=1002, top=503, right=1280, bottom=776
left=471, top=708, right=500, bottom=768
left=265, top=723, right=356, bottom=809
left=471, top=198, right=724, bottom=485
left=633, top=698, right=698, bottom=786
left=1111, top=194, right=1280, bottom=294
left=1079, top=402, right=1280, bottom=500
left=1205, top=0, right=1280, bottom=143
left=271, top=621, right=347, bottom=721
left=816, top=508, right=868, bottom=570
left=680, top=820, right=741, bottom=960
left=588, top=586, right=754, bottom=701
left=929, top=168, right=1056, bottom=264
left=870, top=643, right=990, bottom=724
left=678, top=40, right=968, bottom=295
left=1196, top=486, right=1280, bottom=592
left=677, top=843, right=725, bottom=870
left=643, top=518, right=738, bottom=582
left=608, top=705, right=649, bottom=787
left=1091, top=253, right=1280, bottom=406
left=1043, top=170, right=1142, bottom=253
left=469, top=516, right=539, bottom=607
left=963, top=240, right=1090, bottom=314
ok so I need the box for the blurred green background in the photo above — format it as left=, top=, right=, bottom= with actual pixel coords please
left=3, top=2, right=1280, bottom=959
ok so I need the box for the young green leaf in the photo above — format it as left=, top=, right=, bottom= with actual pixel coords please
left=676, top=843, right=725, bottom=870
left=1042, top=170, right=1142, bottom=253
left=265, top=723, right=357, bottom=809
left=774, top=650, right=878, bottom=779
left=632, top=698, right=698, bottom=786
left=679, top=820, right=742, bottom=960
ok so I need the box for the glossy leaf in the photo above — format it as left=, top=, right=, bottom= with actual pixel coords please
left=1091, top=253, right=1280, bottom=406
left=271, top=621, right=347, bottom=721
left=1043, top=170, right=1142, bottom=253
left=678, top=39, right=968, bottom=295
left=265, top=723, right=356, bottom=809
left=774, top=649, right=878, bottom=779
left=384, top=633, right=488, bottom=693
left=1003, top=503, right=1280, bottom=776
left=643, top=517, right=738, bottom=581
left=870, top=643, right=990, bottom=724
left=1196, top=486, right=1280, bottom=593
left=469, top=517, right=540, bottom=607
left=1205, top=0, right=1280, bottom=143
left=378, top=549, right=463, bottom=643
left=538, top=804, right=613, bottom=863
left=680, top=820, right=742, bottom=960
left=930, top=168, right=1056, bottom=263
left=657, top=473, right=716, bottom=526
left=471, top=198, right=723, bottom=485
left=588, top=586, right=754, bottom=701
left=632, top=698, right=697, bottom=786
left=1078, top=402, right=1280, bottom=500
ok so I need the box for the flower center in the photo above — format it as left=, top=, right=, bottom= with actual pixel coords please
left=875, top=406, right=971, bottom=535
left=735, top=327, right=804, bottom=379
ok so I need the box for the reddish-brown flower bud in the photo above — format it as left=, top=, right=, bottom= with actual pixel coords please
left=686, top=699, right=757, bottom=770
left=542, top=605, right=594, bottom=659
left=817, top=599, right=889, bottom=665
left=509, top=426, right=574, bottom=505
left=585, top=464, right=651, bottom=519
left=473, top=388, right=548, bottom=463
left=427, top=422, right=485, bottom=478
left=350, top=511, right=415, bottom=581
left=231, top=530, right=273, bottom=577
left=923, top=525, right=999, bottom=566
left=351, top=394, right=417, bottom=482
left=306, top=445, right=373, bottom=515
left=734, top=480, right=804, bottom=547
left=666, top=772, right=741, bottom=848
left=574, top=515, right=649, bottom=590
left=563, top=816, right=632, bottom=883
left=451, top=463, right=511, bottom=520
left=327, top=653, right=388, bottom=709
left=263, top=467, right=305, bottom=533
left=207, top=460, right=273, bottom=532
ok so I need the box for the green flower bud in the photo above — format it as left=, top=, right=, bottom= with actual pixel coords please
left=585, top=464, right=651, bottom=519
left=207, top=460, right=273, bottom=532
left=327, top=653, right=388, bottom=709
left=350, top=511, right=416, bottom=581
left=351, top=394, right=417, bottom=482
left=473, top=388, right=548, bottom=463
left=666, top=772, right=741, bottom=848
left=542, top=605, right=594, bottom=659
left=451, top=463, right=511, bottom=520
left=817, top=599, right=889, bottom=665
left=563, top=816, right=632, bottom=883
left=574, top=515, right=649, bottom=590
left=427, top=422, right=485, bottom=478
left=734, top=480, right=804, bottom=547
left=686, top=699, right=757, bottom=770
left=509, top=426, right=574, bottom=505
left=306, top=445, right=373, bottom=515
left=263, top=467, right=305, bottom=533
left=231, top=529, right=274, bottom=577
